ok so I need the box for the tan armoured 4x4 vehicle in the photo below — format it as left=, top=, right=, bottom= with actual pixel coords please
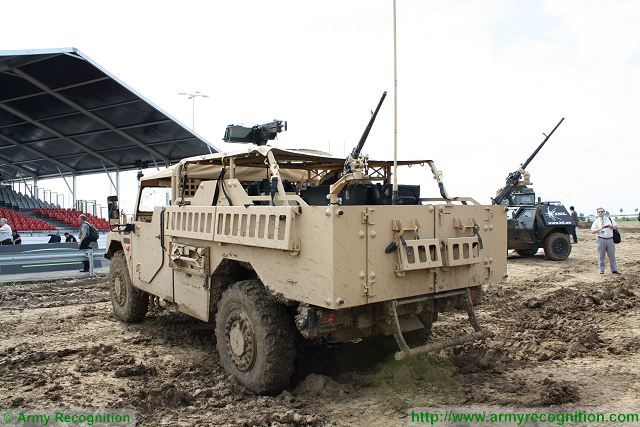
left=105, top=102, right=506, bottom=394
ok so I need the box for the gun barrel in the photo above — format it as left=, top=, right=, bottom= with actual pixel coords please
left=521, top=117, right=564, bottom=170
left=352, top=91, right=387, bottom=158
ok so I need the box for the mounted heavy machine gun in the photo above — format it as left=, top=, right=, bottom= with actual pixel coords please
left=343, top=91, right=387, bottom=175
left=326, top=91, right=387, bottom=204
left=492, top=118, right=575, bottom=261
left=493, top=118, right=564, bottom=206
left=328, top=90, right=451, bottom=205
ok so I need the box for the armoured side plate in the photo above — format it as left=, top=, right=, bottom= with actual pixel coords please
left=214, top=206, right=300, bottom=252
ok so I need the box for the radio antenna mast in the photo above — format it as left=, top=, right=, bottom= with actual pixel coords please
left=392, top=0, right=399, bottom=204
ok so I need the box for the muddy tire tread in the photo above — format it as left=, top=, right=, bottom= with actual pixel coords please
left=215, top=279, right=295, bottom=394
left=109, top=250, right=148, bottom=322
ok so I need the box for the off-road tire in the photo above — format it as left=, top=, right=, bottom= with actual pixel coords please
left=515, top=248, right=538, bottom=257
left=543, top=232, right=572, bottom=261
left=215, top=280, right=295, bottom=394
left=109, top=250, right=149, bottom=322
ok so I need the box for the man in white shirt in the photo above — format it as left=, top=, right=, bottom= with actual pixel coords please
left=590, top=208, right=620, bottom=275
left=0, top=218, right=13, bottom=245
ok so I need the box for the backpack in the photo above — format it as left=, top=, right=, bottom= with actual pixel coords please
left=88, top=223, right=99, bottom=242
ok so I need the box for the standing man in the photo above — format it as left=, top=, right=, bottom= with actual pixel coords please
left=569, top=206, right=579, bottom=243
left=0, top=218, right=13, bottom=245
left=591, top=208, right=620, bottom=275
left=78, top=214, right=93, bottom=273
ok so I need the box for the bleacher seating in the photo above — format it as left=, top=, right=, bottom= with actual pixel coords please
left=34, top=208, right=110, bottom=230
left=0, top=185, right=57, bottom=210
left=0, top=207, right=55, bottom=231
left=1, top=185, right=109, bottom=231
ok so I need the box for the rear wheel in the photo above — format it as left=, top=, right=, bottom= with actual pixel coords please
left=215, top=280, right=295, bottom=394
left=403, top=327, right=432, bottom=346
left=543, top=232, right=571, bottom=261
left=515, top=248, right=538, bottom=257
left=109, top=250, right=148, bottom=322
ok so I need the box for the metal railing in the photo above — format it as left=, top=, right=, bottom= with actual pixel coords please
left=0, top=249, right=101, bottom=277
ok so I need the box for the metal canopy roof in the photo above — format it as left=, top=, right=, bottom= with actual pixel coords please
left=0, top=48, right=219, bottom=181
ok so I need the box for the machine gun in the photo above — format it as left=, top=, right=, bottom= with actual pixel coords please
left=344, top=91, right=387, bottom=175
left=223, top=120, right=287, bottom=146
left=492, top=118, right=564, bottom=205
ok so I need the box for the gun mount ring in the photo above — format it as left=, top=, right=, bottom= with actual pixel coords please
left=225, top=310, right=256, bottom=372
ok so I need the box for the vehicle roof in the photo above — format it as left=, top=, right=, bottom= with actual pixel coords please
left=141, top=145, right=431, bottom=182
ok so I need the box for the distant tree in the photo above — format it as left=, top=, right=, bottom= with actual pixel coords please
left=636, top=208, right=639, bottom=212
left=620, top=208, right=623, bottom=213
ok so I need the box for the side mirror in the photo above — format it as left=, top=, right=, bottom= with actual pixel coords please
left=107, top=196, right=119, bottom=225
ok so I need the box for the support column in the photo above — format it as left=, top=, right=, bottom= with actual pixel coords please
left=72, top=174, right=77, bottom=208
left=19, top=174, right=33, bottom=197
left=33, top=177, right=38, bottom=201
left=116, top=169, right=120, bottom=202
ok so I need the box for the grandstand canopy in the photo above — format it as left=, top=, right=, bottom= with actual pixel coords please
left=0, top=48, right=219, bottom=181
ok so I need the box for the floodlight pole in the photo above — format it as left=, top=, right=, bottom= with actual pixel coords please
left=178, top=91, right=209, bottom=132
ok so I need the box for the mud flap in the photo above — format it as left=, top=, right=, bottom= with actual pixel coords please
left=391, top=288, right=493, bottom=361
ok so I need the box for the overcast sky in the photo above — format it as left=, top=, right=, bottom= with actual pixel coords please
left=3, top=0, right=639, bottom=217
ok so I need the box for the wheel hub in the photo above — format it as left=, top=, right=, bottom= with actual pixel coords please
left=113, top=275, right=126, bottom=306
left=553, top=239, right=566, bottom=254
left=229, top=324, right=246, bottom=356
left=225, top=311, right=255, bottom=371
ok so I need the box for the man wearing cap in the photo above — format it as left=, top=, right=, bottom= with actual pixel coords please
left=590, top=208, right=620, bottom=275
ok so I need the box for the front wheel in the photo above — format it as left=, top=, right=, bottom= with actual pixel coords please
left=108, top=250, right=148, bottom=322
left=215, top=280, right=295, bottom=394
left=543, top=232, right=572, bottom=261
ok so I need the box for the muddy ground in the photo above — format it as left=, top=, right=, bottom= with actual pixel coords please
left=1, top=227, right=639, bottom=426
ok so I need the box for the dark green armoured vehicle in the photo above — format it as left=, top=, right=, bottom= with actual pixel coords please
left=493, top=119, right=575, bottom=261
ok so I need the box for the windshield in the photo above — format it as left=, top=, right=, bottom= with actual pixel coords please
left=513, top=193, right=535, bottom=205
left=138, top=186, right=171, bottom=212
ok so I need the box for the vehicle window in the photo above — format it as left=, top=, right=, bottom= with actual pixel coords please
left=138, top=187, right=171, bottom=212
left=513, top=193, right=535, bottom=205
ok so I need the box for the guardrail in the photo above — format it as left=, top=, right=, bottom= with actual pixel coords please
left=0, top=249, right=101, bottom=277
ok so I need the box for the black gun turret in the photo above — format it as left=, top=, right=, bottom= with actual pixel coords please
left=492, top=118, right=564, bottom=205
left=223, top=120, right=287, bottom=145
left=344, top=91, right=387, bottom=174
